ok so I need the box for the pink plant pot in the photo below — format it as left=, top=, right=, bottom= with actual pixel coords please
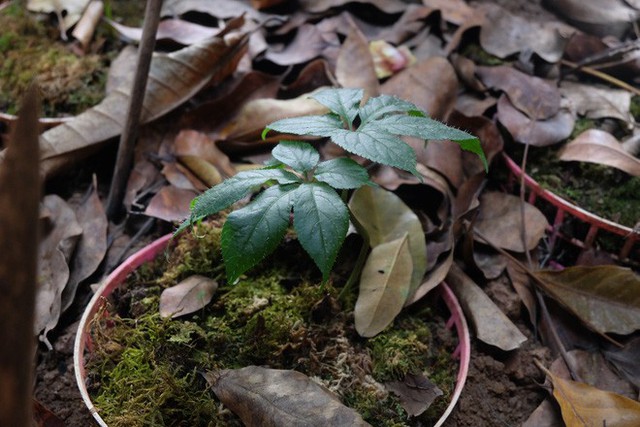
left=503, top=153, right=639, bottom=263
left=74, top=234, right=471, bottom=426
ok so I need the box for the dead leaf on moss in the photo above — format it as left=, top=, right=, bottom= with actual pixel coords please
left=534, top=265, right=640, bottom=336
left=497, top=95, right=574, bottom=147
left=559, top=129, right=640, bottom=177
left=159, top=275, right=218, bottom=318
left=537, top=361, right=640, bottom=427
left=355, top=234, right=413, bottom=337
left=206, top=366, right=371, bottom=426
left=474, top=191, right=548, bottom=252
left=386, top=372, right=443, bottom=417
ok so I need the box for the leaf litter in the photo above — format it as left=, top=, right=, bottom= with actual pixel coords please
left=6, top=0, right=640, bottom=424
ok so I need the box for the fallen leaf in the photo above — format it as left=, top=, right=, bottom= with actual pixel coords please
left=385, top=372, right=443, bottom=417
left=336, top=25, right=380, bottom=99
left=559, top=129, right=640, bottom=177
left=349, top=186, right=427, bottom=293
left=27, top=0, right=90, bottom=32
left=560, top=81, right=633, bottom=123
left=476, top=65, right=560, bottom=120
left=474, top=191, right=548, bottom=252
left=446, top=263, right=527, bottom=351
left=537, top=361, right=640, bottom=427
left=522, top=398, right=564, bottom=427
left=144, top=186, right=198, bottom=222
left=265, top=23, right=339, bottom=66
left=496, top=95, right=575, bottom=147
left=604, top=336, right=640, bottom=389
left=106, top=18, right=220, bottom=45
left=61, top=180, right=108, bottom=312
left=205, top=366, right=371, bottom=426
left=159, top=275, right=218, bottom=318
left=422, top=0, right=474, bottom=25
left=355, top=234, right=413, bottom=337
left=543, top=0, right=640, bottom=38
left=299, top=0, right=407, bottom=14
left=534, top=265, right=640, bottom=335
left=161, top=0, right=270, bottom=21
left=506, top=260, right=537, bottom=325
left=405, top=248, right=454, bottom=306
left=0, top=24, right=249, bottom=179
left=174, top=130, right=236, bottom=178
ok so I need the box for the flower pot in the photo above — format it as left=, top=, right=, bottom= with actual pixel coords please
left=502, top=153, right=639, bottom=264
left=74, top=234, right=470, bottom=426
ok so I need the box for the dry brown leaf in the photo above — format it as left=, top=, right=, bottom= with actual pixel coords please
left=27, top=0, right=90, bottom=33
left=522, top=398, right=564, bottom=427
left=474, top=191, right=548, bottom=252
left=497, top=95, right=574, bottom=147
left=355, top=234, right=413, bottom=337
left=506, top=260, right=537, bottom=325
left=543, top=0, right=640, bottom=38
left=106, top=18, right=219, bottom=45
left=422, top=0, right=474, bottom=25
left=265, top=23, right=339, bottom=66
left=534, top=265, right=640, bottom=335
left=174, top=130, right=236, bottom=178
left=336, top=25, right=380, bottom=100
left=604, top=336, right=640, bottom=390
left=61, top=180, right=107, bottom=312
left=144, top=186, right=197, bottom=222
left=476, top=65, right=560, bottom=120
left=446, top=263, right=527, bottom=351
left=206, top=366, right=371, bottom=426
left=406, top=248, right=454, bottom=306
left=299, top=0, right=407, bottom=14
left=538, top=361, right=640, bottom=427
left=161, top=0, right=269, bottom=21
left=385, top=373, right=443, bottom=417
left=159, top=275, right=218, bottom=318
left=559, top=129, right=640, bottom=177
left=560, top=81, right=633, bottom=123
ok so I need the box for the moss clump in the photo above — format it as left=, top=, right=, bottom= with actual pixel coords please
left=0, top=4, right=107, bottom=116
left=87, top=221, right=457, bottom=426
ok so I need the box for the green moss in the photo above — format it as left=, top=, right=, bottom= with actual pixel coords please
left=461, top=43, right=504, bottom=66
left=87, top=221, right=457, bottom=426
left=630, top=95, right=640, bottom=121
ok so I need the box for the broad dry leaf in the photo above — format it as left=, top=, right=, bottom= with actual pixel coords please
left=299, top=0, right=407, bottom=14
left=476, top=65, right=560, bottom=120
left=446, top=263, right=526, bottom=351
left=559, top=129, right=640, bottom=177
left=497, top=94, right=575, bottom=146
left=336, top=25, right=380, bottom=100
left=560, top=81, right=633, bottom=123
left=474, top=191, right=548, bottom=252
left=0, top=25, right=249, bottom=178
left=144, top=186, right=197, bottom=222
left=539, top=362, right=640, bottom=427
left=604, top=336, right=640, bottom=390
left=543, top=0, right=640, bottom=38
left=205, top=366, right=371, bottom=426
left=385, top=373, right=443, bottom=417
left=162, top=0, right=269, bottom=20
left=106, top=18, right=219, bottom=45
left=405, top=245, right=454, bottom=307
left=27, top=0, right=90, bottom=32
left=355, top=234, right=413, bottom=337
left=265, top=23, right=339, bottom=66
left=534, top=265, right=640, bottom=335
left=349, top=186, right=426, bottom=293
left=159, top=275, right=218, bottom=318
left=61, top=181, right=107, bottom=312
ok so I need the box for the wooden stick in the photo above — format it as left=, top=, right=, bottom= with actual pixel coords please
left=0, top=84, right=41, bottom=427
left=106, top=0, right=163, bottom=220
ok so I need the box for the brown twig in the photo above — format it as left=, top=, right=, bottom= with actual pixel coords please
left=105, top=0, right=163, bottom=220
left=560, top=59, right=640, bottom=97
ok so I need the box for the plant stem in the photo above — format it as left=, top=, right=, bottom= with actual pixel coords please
left=338, top=236, right=369, bottom=301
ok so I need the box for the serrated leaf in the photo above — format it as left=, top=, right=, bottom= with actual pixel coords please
left=355, top=233, right=413, bottom=337
left=264, top=114, right=344, bottom=139
left=293, top=183, right=349, bottom=280
left=349, top=186, right=427, bottom=293
left=272, top=141, right=320, bottom=172
left=176, top=169, right=300, bottom=235
left=314, top=158, right=372, bottom=189
left=359, top=94, right=423, bottom=124
left=534, top=266, right=640, bottom=335
left=159, top=275, right=218, bottom=318
left=310, top=88, right=363, bottom=127
left=221, top=185, right=297, bottom=283
left=329, top=128, right=419, bottom=176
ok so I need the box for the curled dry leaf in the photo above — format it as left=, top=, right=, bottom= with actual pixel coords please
left=559, top=129, right=640, bottom=177
left=534, top=265, right=640, bottom=336
left=474, top=191, right=548, bottom=252
left=349, top=186, right=427, bottom=293
left=205, top=366, right=371, bottom=426
left=27, top=0, right=90, bottom=32
left=537, top=361, right=640, bottom=427
left=385, top=372, right=443, bottom=417
left=559, top=81, right=633, bottom=123
left=446, top=263, right=526, bottom=351
left=144, top=186, right=198, bottom=222
left=355, top=234, right=413, bottom=337
left=174, top=130, right=236, bottom=183
left=159, top=275, right=218, bottom=318
left=496, top=95, right=574, bottom=147
left=475, top=65, right=560, bottom=120
left=106, top=18, right=219, bottom=45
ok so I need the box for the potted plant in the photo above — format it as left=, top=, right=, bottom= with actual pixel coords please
left=75, top=88, right=483, bottom=426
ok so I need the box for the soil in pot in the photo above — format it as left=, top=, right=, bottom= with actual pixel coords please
left=85, top=219, right=459, bottom=426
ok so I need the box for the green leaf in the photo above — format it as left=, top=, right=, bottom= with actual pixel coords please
left=349, top=186, right=427, bottom=294
left=329, top=127, right=419, bottom=176
left=292, top=183, right=349, bottom=280
left=310, top=88, right=363, bottom=127
left=176, top=169, right=299, bottom=235
left=314, top=158, right=372, bottom=189
left=359, top=94, right=423, bottom=125
left=263, top=114, right=344, bottom=139
left=221, top=184, right=297, bottom=283
left=272, top=141, right=319, bottom=172
left=355, top=233, right=413, bottom=337
left=534, top=265, right=640, bottom=335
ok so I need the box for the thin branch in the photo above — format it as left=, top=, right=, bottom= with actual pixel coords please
left=561, top=59, right=640, bottom=97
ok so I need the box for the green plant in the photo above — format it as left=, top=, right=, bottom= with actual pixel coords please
left=177, top=88, right=485, bottom=283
